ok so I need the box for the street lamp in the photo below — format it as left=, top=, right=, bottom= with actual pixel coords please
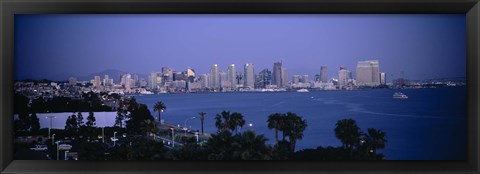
left=113, top=131, right=118, bottom=146
left=64, top=150, right=69, bottom=160
left=51, top=134, right=56, bottom=145
left=102, top=127, right=105, bottom=143
left=170, top=128, right=175, bottom=148
left=194, top=132, right=199, bottom=144
left=159, top=109, right=164, bottom=124
left=55, top=141, right=60, bottom=160
left=184, top=117, right=196, bottom=136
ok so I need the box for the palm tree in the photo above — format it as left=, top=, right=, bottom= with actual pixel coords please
left=232, top=131, right=272, bottom=160
left=215, top=111, right=231, bottom=132
left=284, top=112, right=307, bottom=152
left=365, top=128, right=387, bottom=154
left=198, top=112, right=206, bottom=134
left=230, top=112, right=245, bottom=134
left=267, top=113, right=283, bottom=145
left=334, top=118, right=361, bottom=151
left=153, top=101, right=166, bottom=124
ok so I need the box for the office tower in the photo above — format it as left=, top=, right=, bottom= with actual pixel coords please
left=272, top=62, right=282, bottom=87
left=186, top=68, right=195, bottom=83
left=133, top=74, right=139, bottom=88
left=93, top=76, right=101, bottom=89
left=149, top=72, right=158, bottom=89
left=69, top=77, right=77, bottom=85
left=200, top=74, right=209, bottom=89
left=282, top=67, right=288, bottom=87
left=220, top=71, right=228, bottom=88
left=162, top=67, right=173, bottom=82
left=356, top=60, right=380, bottom=86
left=302, top=75, right=309, bottom=83
left=244, top=63, right=254, bottom=88
left=209, top=64, right=220, bottom=89
left=236, top=72, right=244, bottom=86
left=380, top=72, right=386, bottom=85
left=103, top=75, right=113, bottom=86
left=338, top=67, right=350, bottom=88
left=320, top=65, right=328, bottom=83
left=173, top=71, right=186, bottom=81
left=227, top=64, right=237, bottom=89
left=292, top=75, right=301, bottom=84
left=256, top=68, right=271, bottom=88
left=122, top=74, right=132, bottom=90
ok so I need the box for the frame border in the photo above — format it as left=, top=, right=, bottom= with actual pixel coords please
left=1, top=0, right=479, bottom=173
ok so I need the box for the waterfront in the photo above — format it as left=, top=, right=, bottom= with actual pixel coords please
left=37, top=86, right=466, bottom=160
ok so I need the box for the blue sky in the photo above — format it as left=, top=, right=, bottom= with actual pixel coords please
left=14, top=14, right=466, bottom=81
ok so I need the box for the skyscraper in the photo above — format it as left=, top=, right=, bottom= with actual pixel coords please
left=338, top=67, right=350, bottom=88
left=255, top=68, right=271, bottom=88
left=282, top=67, right=288, bottom=87
left=93, top=76, right=101, bottom=89
left=162, top=67, right=173, bottom=82
left=320, top=65, right=328, bottom=83
left=227, top=64, right=237, bottom=89
left=356, top=60, right=380, bottom=86
left=301, top=75, right=309, bottom=83
left=380, top=72, right=386, bottom=85
left=272, top=62, right=283, bottom=87
left=149, top=72, right=158, bottom=89
left=209, top=64, right=220, bottom=89
left=244, top=63, right=254, bottom=89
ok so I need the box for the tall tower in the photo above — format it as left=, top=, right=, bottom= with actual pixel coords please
left=227, top=64, right=237, bottom=89
left=244, top=63, right=254, bottom=89
left=338, top=67, right=350, bottom=88
left=356, top=60, right=380, bottom=86
left=320, top=65, right=328, bottom=83
left=209, top=64, right=220, bottom=89
left=272, top=62, right=282, bottom=87
left=282, top=67, right=288, bottom=87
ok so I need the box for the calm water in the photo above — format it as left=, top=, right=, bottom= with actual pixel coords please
left=38, top=87, right=467, bottom=160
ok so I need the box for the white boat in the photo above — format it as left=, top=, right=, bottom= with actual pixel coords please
left=393, top=92, right=408, bottom=99
left=297, top=89, right=309, bottom=92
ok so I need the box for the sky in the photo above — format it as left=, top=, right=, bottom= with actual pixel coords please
left=14, top=14, right=466, bottom=81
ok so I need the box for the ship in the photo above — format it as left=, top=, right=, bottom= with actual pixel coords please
left=393, top=92, right=408, bottom=99
left=297, top=89, right=309, bottom=92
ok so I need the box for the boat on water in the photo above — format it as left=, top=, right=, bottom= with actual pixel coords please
left=393, top=92, right=408, bottom=99
left=297, top=89, right=309, bottom=92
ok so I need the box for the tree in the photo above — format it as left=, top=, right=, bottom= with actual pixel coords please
left=214, top=111, right=245, bottom=134
left=365, top=128, right=387, bottom=155
left=140, top=118, right=158, bottom=137
left=232, top=131, right=272, bottom=160
left=86, top=111, right=96, bottom=127
left=77, top=112, right=84, bottom=126
left=29, top=113, right=40, bottom=134
left=65, top=114, right=79, bottom=137
left=126, top=104, right=155, bottom=135
left=283, top=112, right=307, bottom=152
left=153, top=101, right=166, bottom=123
left=198, top=112, right=206, bottom=135
left=267, top=113, right=284, bottom=145
left=334, top=118, right=361, bottom=151
left=115, top=109, right=126, bottom=128
left=230, top=112, right=245, bottom=134
left=215, top=111, right=231, bottom=132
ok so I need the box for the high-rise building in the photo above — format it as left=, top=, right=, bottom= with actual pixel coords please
left=236, top=72, right=244, bottom=87
left=162, top=67, right=173, bottom=82
left=209, top=64, right=220, bottom=89
left=380, top=72, right=386, bottom=85
left=186, top=68, right=195, bottom=83
left=356, top=60, right=380, bottom=86
left=220, top=71, right=229, bottom=88
left=244, top=63, right=254, bottom=89
left=282, top=67, right=288, bottom=87
left=149, top=72, right=158, bottom=89
left=272, top=62, right=283, bottom=87
left=301, top=75, right=309, bottom=83
left=320, top=66, right=328, bottom=83
left=227, top=64, right=237, bottom=89
left=200, top=74, right=209, bottom=89
left=93, top=76, right=101, bottom=89
left=133, top=74, right=139, bottom=88
left=255, top=68, right=271, bottom=88
left=292, top=75, right=301, bottom=84
left=338, top=67, right=350, bottom=88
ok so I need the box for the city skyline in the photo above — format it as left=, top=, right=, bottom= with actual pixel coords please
left=15, top=14, right=466, bottom=81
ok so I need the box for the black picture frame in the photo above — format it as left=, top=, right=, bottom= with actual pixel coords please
left=1, top=0, right=479, bottom=173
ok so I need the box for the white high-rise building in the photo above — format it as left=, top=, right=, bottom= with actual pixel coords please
left=227, top=64, right=237, bottom=89
left=338, top=67, right=350, bottom=88
left=282, top=67, right=288, bottom=87
left=356, top=60, right=380, bottom=86
left=244, top=63, right=254, bottom=89
left=380, top=72, right=386, bottom=85
left=209, top=64, right=220, bottom=89
left=149, top=72, right=158, bottom=89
